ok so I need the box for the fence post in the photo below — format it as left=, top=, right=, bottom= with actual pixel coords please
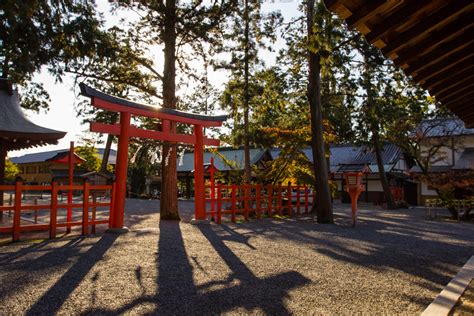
left=278, top=183, right=282, bottom=216
left=109, top=182, right=117, bottom=228
left=92, top=194, right=97, bottom=234
left=256, top=184, right=261, bottom=219
left=296, top=183, right=301, bottom=215
left=13, top=181, right=22, bottom=242
left=287, top=181, right=292, bottom=216
left=304, top=185, right=309, bottom=214
left=34, top=198, right=38, bottom=223
left=217, top=183, right=222, bottom=224
left=50, top=182, right=58, bottom=239
left=210, top=157, right=215, bottom=221
left=267, top=184, right=273, bottom=218
left=231, top=184, right=237, bottom=223
left=82, top=181, right=90, bottom=235
left=244, top=184, right=249, bottom=221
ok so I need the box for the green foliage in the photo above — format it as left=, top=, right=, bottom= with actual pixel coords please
left=75, top=146, right=101, bottom=172
left=0, top=0, right=110, bottom=111
left=4, top=159, right=20, bottom=181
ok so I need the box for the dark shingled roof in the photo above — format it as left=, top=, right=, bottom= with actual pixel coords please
left=417, top=118, right=474, bottom=138
left=0, top=81, right=66, bottom=151
left=10, top=148, right=117, bottom=165
left=80, top=83, right=227, bottom=123
left=177, top=148, right=268, bottom=172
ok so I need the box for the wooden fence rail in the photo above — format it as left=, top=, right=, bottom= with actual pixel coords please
left=0, top=181, right=115, bottom=242
left=205, top=182, right=315, bottom=224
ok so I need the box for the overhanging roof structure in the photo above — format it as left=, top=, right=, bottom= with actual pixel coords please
left=323, top=0, right=474, bottom=127
left=0, top=80, right=66, bottom=151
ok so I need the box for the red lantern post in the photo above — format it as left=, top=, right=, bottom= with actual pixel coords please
left=344, top=172, right=365, bottom=227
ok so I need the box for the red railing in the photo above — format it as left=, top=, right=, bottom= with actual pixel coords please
left=0, top=181, right=115, bottom=242
left=205, top=182, right=315, bottom=224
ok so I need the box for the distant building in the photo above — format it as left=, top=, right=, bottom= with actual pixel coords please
left=410, top=118, right=474, bottom=204
left=176, top=144, right=412, bottom=204
left=10, top=148, right=117, bottom=184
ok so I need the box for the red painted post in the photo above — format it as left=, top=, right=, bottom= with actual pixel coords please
left=217, top=183, right=222, bottom=224
left=194, top=124, right=206, bottom=221
left=109, top=182, right=116, bottom=228
left=210, top=157, right=215, bottom=221
left=287, top=181, right=292, bottom=216
left=231, top=184, right=237, bottom=223
left=92, top=194, right=97, bottom=234
left=304, top=185, right=309, bottom=214
left=111, top=111, right=131, bottom=229
left=244, top=184, right=249, bottom=221
left=50, top=182, right=58, bottom=239
left=67, top=141, right=74, bottom=233
left=34, top=198, right=38, bottom=223
left=82, top=181, right=90, bottom=235
left=13, top=181, right=22, bottom=242
left=256, top=184, right=261, bottom=219
left=267, top=184, right=273, bottom=217
left=278, top=183, right=282, bottom=216
left=296, top=184, right=301, bottom=215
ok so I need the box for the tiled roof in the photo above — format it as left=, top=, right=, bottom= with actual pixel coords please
left=177, top=148, right=269, bottom=172
left=417, top=118, right=474, bottom=138
left=10, top=148, right=117, bottom=165
left=453, top=148, right=474, bottom=170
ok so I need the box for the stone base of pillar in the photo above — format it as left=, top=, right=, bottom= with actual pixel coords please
left=106, top=227, right=130, bottom=234
left=190, top=218, right=210, bottom=225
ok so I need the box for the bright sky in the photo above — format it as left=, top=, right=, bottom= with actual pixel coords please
left=9, top=0, right=302, bottom=158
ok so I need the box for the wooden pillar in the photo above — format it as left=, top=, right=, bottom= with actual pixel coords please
left=194, top=124, right=206, bottom=221
left=210, top=157, right=215, bottom=220
left=111, top=111, right=131, bottom=229
left=67, top=141, right=74, bottom=233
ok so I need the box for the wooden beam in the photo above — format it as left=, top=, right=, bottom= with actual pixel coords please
left=92, top=98, right=224, bottom=127
left=430, top=74, right=474, bottom=96
left=439, top=90, right=474, bottom=107
left=346, top=0, right=386, bottom=29
left=441, top=95, right=473, bottom=111
left=449, top=101, right=473, bottom=117
left=437, top=83, right=474, bottom=103
left=405, top=38, right=473, bottom=75
left=412, top=51, right=474, bottom=82
left=365, top=1, right=431, bottom=44
left=394, top=15, right=472, bottom=66
left=324, top=0, right=341, bottom=11
left=423, top=62, right=474, bottom=90
left=381, top=2, right=473, bottom=57
left=90, top=122, right=220, bottom=146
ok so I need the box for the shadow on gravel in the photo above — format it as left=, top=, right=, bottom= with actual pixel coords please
left=231, top=210, right=474, bottom=294
left=81, top=220, right=309, bottom=315
left=23, top=234, right=118, bottom=315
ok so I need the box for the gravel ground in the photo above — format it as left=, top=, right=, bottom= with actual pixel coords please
left=0, top=199, right=473, bottom=315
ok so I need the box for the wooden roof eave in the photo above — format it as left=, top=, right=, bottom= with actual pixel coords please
left=323, top=0, right=474, bottom=127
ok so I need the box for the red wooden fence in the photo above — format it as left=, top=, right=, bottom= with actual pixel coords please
left=205, top=182, right=315, bottom=224
left=0, top=181, right=115, bottom=242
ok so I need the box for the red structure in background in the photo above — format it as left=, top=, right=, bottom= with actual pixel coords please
left=80, top=84, right=226, bottom=229
left=344, top=172, right=365, bottom=227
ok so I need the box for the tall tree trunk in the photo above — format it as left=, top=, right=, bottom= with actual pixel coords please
left=100, top=134, right=114, bottom=173
left=372, top=131, right=396, bottom=209
left=243, top=0, right=251, bottom=184
left=160, top=0, right=179, bottom=220
left=307, top=0, right=333, bottom=223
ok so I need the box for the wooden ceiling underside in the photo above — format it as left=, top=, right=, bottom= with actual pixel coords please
left=324, top=0, right=474, bottom=127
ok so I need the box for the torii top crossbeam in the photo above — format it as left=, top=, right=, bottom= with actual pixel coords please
left=80, top=83, right=227, bottom=229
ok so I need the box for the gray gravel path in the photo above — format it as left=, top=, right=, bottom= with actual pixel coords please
left=0, top=199, right=473, bottom=315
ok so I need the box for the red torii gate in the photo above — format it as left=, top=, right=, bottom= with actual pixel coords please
left=80, top=84, right=226, bottom=230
